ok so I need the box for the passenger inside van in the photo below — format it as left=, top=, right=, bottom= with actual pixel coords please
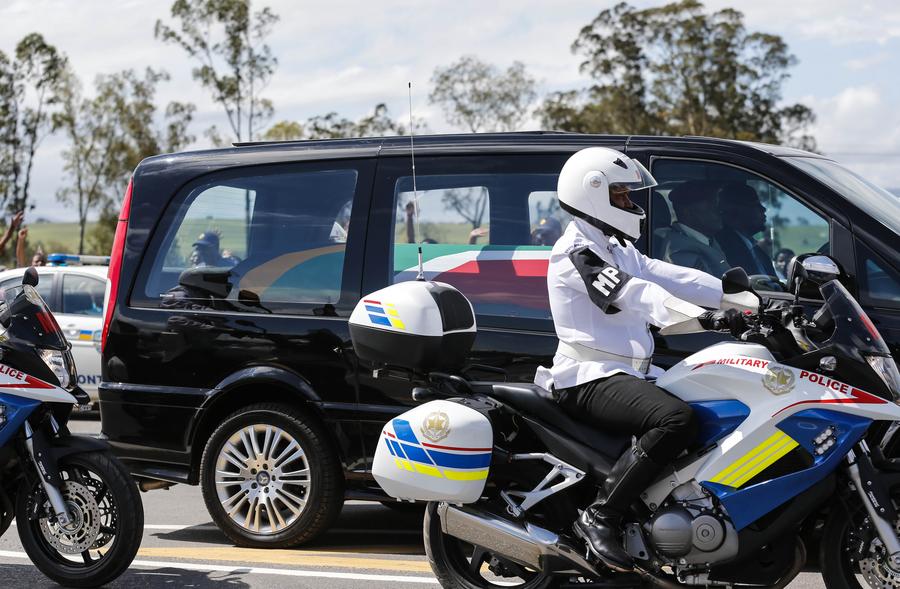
left=660, top=180, right=730, bottom=276
left=715, top=183, right=777, bottom=277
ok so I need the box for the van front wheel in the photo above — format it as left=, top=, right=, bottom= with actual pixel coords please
left=199, top=403, right=343, bottom=548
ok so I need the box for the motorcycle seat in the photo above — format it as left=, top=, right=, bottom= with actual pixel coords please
left=488, top=383, right=631, bottom=459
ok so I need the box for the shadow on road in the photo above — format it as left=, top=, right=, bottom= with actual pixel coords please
left=153, top=502, right=426, bottom=555
left=0, top=563, right=251, bottom=588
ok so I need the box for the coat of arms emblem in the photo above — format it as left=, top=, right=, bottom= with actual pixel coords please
left=420, top=411, right=451, bottom=443
left=763, top=365, right=796, bottom=395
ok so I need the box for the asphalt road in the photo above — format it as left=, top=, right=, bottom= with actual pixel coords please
left=0, top=417, right=828, bottom=588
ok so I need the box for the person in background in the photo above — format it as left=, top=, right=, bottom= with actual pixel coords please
left=0, top=211, right=24, bottom=259
left=774, top=247, right=795, bottom=280
left=16, top=227, right=46, bottom=268
left=190, top=231, right=239, bottom=268
left=716, top=183, right=777, bottom=276
left=531, top=216, right=563, bottom=245
left=662, top=181, right=730, bottom=276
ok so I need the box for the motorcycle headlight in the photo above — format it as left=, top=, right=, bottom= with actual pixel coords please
left=39, top=348, right=71, bottom=389
left=866, top=355, right=900, bottom=402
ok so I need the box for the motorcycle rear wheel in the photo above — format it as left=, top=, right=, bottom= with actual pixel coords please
left=423, top=502, right=559, bottom=589
left=15, top=450, right=143, bottom=588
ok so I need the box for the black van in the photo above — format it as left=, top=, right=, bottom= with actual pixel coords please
left=99, top=133, right=900, bottom=548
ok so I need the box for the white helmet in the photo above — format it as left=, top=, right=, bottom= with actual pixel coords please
left=557, top=147, right=657, bottom=242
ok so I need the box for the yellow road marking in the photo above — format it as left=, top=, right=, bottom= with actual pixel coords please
left=137, top=547, right=432, bottom=573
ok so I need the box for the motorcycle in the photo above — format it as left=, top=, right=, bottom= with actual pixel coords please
left=348, top=254, right=900, bottom=589
left=0, top=268, right=143, bottom=587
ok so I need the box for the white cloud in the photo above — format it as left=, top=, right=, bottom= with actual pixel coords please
left=805, top=85, right=900, bottom=188
left=845, top=51, right=891, bottom=70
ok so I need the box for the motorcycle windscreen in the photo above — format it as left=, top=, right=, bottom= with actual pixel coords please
left=2, top=285, right=68, bottom=350
left=373, top=400, right=493, bottom=504
left=819, top=280, right=891, bottom=356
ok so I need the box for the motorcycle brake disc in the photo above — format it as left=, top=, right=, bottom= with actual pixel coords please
left=38, top=481, right=102, bottom=555
left=859, top=517, right=900, bottom=589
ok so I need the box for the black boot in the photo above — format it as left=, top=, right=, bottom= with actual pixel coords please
left=574, top=442, right=662, bottom=572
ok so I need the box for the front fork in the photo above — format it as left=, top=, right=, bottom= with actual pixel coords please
left=846, top=440, right=900, bottom=569
left=23, top=418, right=71, bottom=527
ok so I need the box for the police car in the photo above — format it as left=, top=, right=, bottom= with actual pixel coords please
left=0, top=254, right=108, bottom=408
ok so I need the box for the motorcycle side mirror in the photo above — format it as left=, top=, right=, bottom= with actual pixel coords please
left=22, top=267, right=39, bottom=287
left=786, top=254, right=842, bottom=301
left=721, top=267, right=751, bottom=294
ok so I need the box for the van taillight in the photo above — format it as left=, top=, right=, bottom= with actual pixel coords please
left=102, top=179, right=133, bottom=353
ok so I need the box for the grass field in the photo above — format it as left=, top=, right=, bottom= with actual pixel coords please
left=24, top=222, right=101, bottom=254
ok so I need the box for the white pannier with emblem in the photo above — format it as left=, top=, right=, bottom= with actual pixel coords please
left=373, top=400, right=493, bottom=503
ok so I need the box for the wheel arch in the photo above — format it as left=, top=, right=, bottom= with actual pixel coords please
left=186, top=365, right=348, bottom=484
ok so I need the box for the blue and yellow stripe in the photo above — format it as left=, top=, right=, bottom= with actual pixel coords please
left=383, top=419, right=490, bottom=481
left=364, top=300, right=406, bottom=330
left=708, top=430, right=799, bottom=488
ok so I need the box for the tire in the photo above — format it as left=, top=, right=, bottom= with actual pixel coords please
left=200, top=402, right=343, bottom=548
left=15, top=450, right=143, bottom=588
left=424, top=502, right=558, bottom=589
left=819, top=495, right=900, bottom=589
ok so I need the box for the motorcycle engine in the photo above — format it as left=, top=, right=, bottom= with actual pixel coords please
left=645, top=484, right=739, bottom=566
left=650, top=506, right=725, bottom=556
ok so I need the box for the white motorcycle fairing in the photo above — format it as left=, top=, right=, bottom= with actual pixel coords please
left=0, top=362, right=75, bottom=404
left=643, top=342, right=900, bottom=529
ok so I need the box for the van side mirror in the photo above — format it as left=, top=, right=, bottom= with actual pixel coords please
left=22, top=267, right=38, bottom=287
left=721, top=267, right=751, bottom=294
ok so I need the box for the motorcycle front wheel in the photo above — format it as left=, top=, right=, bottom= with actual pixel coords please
left=15, top=450, right=143, bottom=588
left=423, top=502, right=558, bottom=589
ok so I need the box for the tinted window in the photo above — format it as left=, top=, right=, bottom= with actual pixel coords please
left=650, top=159, right=829, bottom=289
left=139, top=168, right=358, bottom=314
left=857, top=241, right=900, bottom=308
left=390, top=171, right=559, bottom=319
left=62, top=274, right=105, bottom=316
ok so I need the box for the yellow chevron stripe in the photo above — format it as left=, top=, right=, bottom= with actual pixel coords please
left=709, top=431, right=785, bottom=484
left=394, top=458, right=413, bottom=471
left=413, top=463, right=443, bottom=478
left=729, top=438, right=799, bottom=488
left=443, top=469, right=489, bottom=481
left=720, top=435, right=797, bottom=487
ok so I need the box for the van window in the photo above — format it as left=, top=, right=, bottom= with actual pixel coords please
left=857, top=241, right=900, bottom=308
left=140, top=168, right=358, bottom=314
left=391, top=172, right=559, bottom=319
left=649, top=158, right=830, bottom=289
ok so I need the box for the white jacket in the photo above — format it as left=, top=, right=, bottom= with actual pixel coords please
left=534, top=219, right=724, bottom=390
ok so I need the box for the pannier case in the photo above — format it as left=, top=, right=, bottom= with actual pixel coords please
left=348, top=281, right=476, bottom=373
left=373, top=400, right=493, bottom=503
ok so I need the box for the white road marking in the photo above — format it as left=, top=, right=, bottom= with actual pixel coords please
left=0, top=551, right=437, bottom=584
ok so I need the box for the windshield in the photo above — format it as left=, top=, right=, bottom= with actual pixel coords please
left=2, top=285, right=68, bottom=350
left=819, top=279, right=891, bottom=357
left=784, top=156, right=900, bottom=235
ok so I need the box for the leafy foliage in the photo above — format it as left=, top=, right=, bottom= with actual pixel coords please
left=0, top=33, right=68, bottom=215
left=263, top=103, right=426, bottom=141
left=155, top=0, right=278, bottom=143
left=539, top=1, right=816, bottom=150
left=54, top=68, right=194, bottom=253
left=430, top=55, right=537, bottom=133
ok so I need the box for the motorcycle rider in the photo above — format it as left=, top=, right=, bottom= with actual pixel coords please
left=534, top=147, right=747, bottom=572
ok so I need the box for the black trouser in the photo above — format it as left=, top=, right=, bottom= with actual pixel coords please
left=556, top=373, right=697, bottom=464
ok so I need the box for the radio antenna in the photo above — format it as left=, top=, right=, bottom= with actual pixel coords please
left=408, top=81, right=424, bottom=281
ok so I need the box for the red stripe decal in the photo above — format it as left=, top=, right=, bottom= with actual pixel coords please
left=421, top=442, right=492, bottom=452
left=385, top=431, right=396, bottom=439
left=363, top=299, right=381, bottom=304
left=773, top=386, right=887, bottom=416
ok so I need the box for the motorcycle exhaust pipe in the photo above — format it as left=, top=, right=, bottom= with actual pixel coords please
left=437, top=502, right=600, bottom=577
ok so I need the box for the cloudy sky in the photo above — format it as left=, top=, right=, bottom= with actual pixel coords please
left=2, top=0, right=899, bottom=220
